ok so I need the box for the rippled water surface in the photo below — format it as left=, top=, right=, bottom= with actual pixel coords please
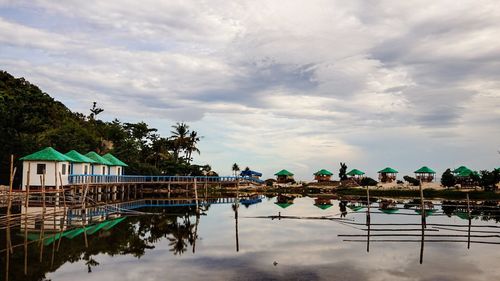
left=2, top=196, right=500, bottom=281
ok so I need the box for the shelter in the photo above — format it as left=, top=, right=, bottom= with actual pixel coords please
left=346, top=169, right=365, bottom=179
left=455, top=167, right=480, bottom=187
left=452, top=166, right=469, bottom=175
left=274, top=169, right=294, bottom=183
left=102, top=153, right=128, bottom=175
left=240, top=169, right=262, bottom=179
left=20, top=147, right=75, bottom=188
left=378, top=167, right=398, bottom=183
left=65, top=150, right=96, bottom=175
left=314, top=169, right=333, bottom=182
left=414, top=166, right=436, bottom=182
left=85, top=151, right=113, bottom=175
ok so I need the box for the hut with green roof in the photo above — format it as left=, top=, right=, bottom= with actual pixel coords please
left=274, top=169, right=294, bottom=183
left=347, top=169, right=365, bottom=179
left=65, top=150, right=96, bottom=175
left=20, top=147, right=75, bottom=188
left=378, top=167, right=398, bottom=183
left=455, top=166, right=480, bottom=187
left=102, top=153, right=128, bottom=175
left=414, top=166, right=436, bottom=182
left=314, top=169, right=333, bottom=182
left=85, top=151, right=113, bottom=175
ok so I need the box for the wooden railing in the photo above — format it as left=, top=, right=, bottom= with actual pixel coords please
left=67, top=174, right=264, bottom=185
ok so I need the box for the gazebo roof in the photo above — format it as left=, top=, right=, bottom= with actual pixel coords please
left=378, top=167, right=398, bottom=174
left=240, top=169, right=262, bottom=177
left=457, top=168, right=479, bottom=177
left=452, top=166, right=469, bottom=174
left=275, top=202, right=293, bottom=209
left=84, top=151, right=113, bottom=165
left=414, top=166, right=436, bottom=174
left=102, top=153, right=128, bottom=167
left=274, top=169, right=294, bottom=176
left=347, top=169, right=365, bottom=176
left=65, top=150, right=97, bottom=164
left=20, top=147, right=75, bottom=162
left=314, top=169, right=333, bottom=176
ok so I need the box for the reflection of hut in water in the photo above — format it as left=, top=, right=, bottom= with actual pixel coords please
left=313, top=169, right=333, bottom=182
left=274, top=169, right=294, bottom=183
left=378, top=167, right=398, bottom=183
left=414, top=166, right=436, bottom=182
left=378, top=199, right=399, bottom=214
left=275, top=194, right=295, bottom=208
left=346, top=169, right=365, bottom=183
left=314, top=198, right=333, bottom=210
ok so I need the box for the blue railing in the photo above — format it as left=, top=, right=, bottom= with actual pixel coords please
left=68, top=174, right=264, bottom=185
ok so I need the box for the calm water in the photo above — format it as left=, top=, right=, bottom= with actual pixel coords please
left=2, top=196, right=500, bottom=281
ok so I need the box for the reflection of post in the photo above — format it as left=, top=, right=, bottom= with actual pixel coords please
left=419, top=179, right=425, bottom=264
left=236, top=178, right=240, bottom=252
left=366, top=186, right=370, bottom=226
left=192, top=213, right=200, bottom=254
left=194, top=178, right=199, bottom=213
left=466, top=193, right=471, bottom=249
left=366, top=205, right=370, bottom=253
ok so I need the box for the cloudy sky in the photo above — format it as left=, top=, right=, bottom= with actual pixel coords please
left=1, top=0, right=499, bottom=179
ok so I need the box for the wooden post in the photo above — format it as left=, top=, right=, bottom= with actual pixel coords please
left=39, top=173, right=46, bottom=262
left=419, top=179, right=425, bottom=264
left=467, top=193, right=471, bottom=249
left=5, top=155, right=15, bottom=281
left=57, top=173, right=67, bottom=251
left=366, top=185, right=370, bottom=226
left=194, top=178, right=199, bottom=214
left=24, top=163, right=31, bottom=275
left=81, top=183, right=89, bottom=248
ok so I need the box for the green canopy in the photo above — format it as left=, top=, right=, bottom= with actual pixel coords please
left=314, top=204, right=333, bottom=210
left=457, top=168, right=479, bottom=177
left=414, top=166, right=436, bottom=174
left=65, top=150, right=97, bottom=164
left=20, top=147, right=75, bottom=162
left=275, top=169, right=294, bottom=176
left=452, top=166, right=469, bottom=174
left=314, top=169, right=333, bottom=176
left=347, top=169, right=365, bottom=176
left=102, top=153, right=128, bottom=167
left=85, top=151, right=113, bottom=165
left=378, top=167, right=398, bottom=173
left=275, top=202, right=293, bottom=208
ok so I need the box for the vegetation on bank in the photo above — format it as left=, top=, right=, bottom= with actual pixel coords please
left=0, top=70, right=213, bottom=186
left=335, top=187, right=500, bottom=200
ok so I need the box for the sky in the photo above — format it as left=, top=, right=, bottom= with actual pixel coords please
left=0, top=0, right=499, bottom=180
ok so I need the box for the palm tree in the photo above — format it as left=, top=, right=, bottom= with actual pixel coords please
left=232, top=163, right=240, bottom=177
left=185, top=131, right=201, bottom=163
left=170, top=122, right=190, bottom=162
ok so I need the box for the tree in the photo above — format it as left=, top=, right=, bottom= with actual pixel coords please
left=89, top=101, right=104, bottom=120
left=441, top=169, right=456, bottom=188
left=339, top=162, right=348, bottom=181
left=403, top=175, right=420, bottom=186
left=232, top=163, right=240, bottom=177
left=360, top=177, right=377, bottom=186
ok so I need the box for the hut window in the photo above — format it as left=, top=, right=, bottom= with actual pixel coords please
left=36, top=164, right=46, bottom=175
left=62, top=164, right=67, bottom=175
left=84, top=165, right=88, bottom=175
left=118, top=167, right=121, bottom=175
left=102, top=167, right=106, bottom=174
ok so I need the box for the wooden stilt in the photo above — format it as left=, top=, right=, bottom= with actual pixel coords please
left=57, top=173, right=67, bottom=251
left=39, top=173, right=46, bottom=262
left=467, top=193, right=471, bottom=249
left=419, top=179, right=425, bottom=264
left=24, top=163, right=31, bottom=275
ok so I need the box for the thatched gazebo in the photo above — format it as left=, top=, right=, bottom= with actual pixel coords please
left=313, top=169, right=333, bottom=182
left=347, top=169, right=365, bottom=179
left=378, top=167, right=398, bottom=183
left=414, top=166, right=436, bottom=182
left=274, top=169, right=294, bottom=183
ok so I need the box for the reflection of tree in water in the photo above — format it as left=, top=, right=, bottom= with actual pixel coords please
left=167, top=215, right=195, bottom=255
left=82, top=253, right=99, bottom=273
left=441, top=200, right=500, bottom=222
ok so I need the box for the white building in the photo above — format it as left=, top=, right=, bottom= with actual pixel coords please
left=20, top=147, right=75, bottom=189
left=102, top=153, right=128, bottom=175
left=84, top=151, right=113, bottom=175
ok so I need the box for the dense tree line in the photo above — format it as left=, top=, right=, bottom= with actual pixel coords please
left=0, top=70, right=213, bottom=186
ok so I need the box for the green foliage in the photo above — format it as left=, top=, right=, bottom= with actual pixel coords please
left=339, top=162, right=347, bottom=180
left=0, top=70, right=208, bottom=185
left=441, top=168, right=456, bottom=188
left=360, top=177, right=378, bottom=186
left=403, top=175, right=420, bottom=186
left=479, top=170, right=500, bottom=191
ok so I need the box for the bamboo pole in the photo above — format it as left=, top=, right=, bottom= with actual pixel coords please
left=419, top=179, right=425, bottom=264
left=24, top=163, right=30, bottom=275
left=39, top=173, right=46, bottom=262
left=81, top=183, right=89, bottom=248
left=366, top=185, right=370, bottom=226
left=467, top=193, right=471, bottom=249
left=5, top=155, right=15, bottom=281
left=194, top=178, right=199, bottom=213
left=57, top=172, right=67, bottom=251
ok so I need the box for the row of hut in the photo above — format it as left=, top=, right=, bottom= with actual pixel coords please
left=20, top=147, right=128, bottom=188
left=269, top=166, right=498, bottom=184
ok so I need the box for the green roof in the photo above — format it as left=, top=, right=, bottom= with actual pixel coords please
left=347, top=169, right=365, bottom=176
left=314, top=169, right=333, bottom=176
left=378, top=167, right=398, bottom=174
left=102, top=153, right=128, bottom=167
left=452, top=166, right=469, bottom=174
left=274, top=169, right=294, bottom=176
left=314, top=204, right=333, bottom=210
left=84, top=151, right=113, bottom=165
left=20, top=147, right=75, bottom=162
left=457, top=168, right=479, bottom=177
left=414, top=166, right=436, bottom=174
left=275, top=202, right=293, bottom=209
left=65, top=150, right=96, bottom=164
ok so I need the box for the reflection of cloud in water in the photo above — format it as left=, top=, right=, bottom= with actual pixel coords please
left=47, top=197, right=500, bottom=281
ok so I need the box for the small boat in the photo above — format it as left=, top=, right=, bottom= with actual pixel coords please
left=379, top=199, right=399, bottom=214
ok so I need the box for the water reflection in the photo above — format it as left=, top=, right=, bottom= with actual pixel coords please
left=1, top=196, right=500, bottom=281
